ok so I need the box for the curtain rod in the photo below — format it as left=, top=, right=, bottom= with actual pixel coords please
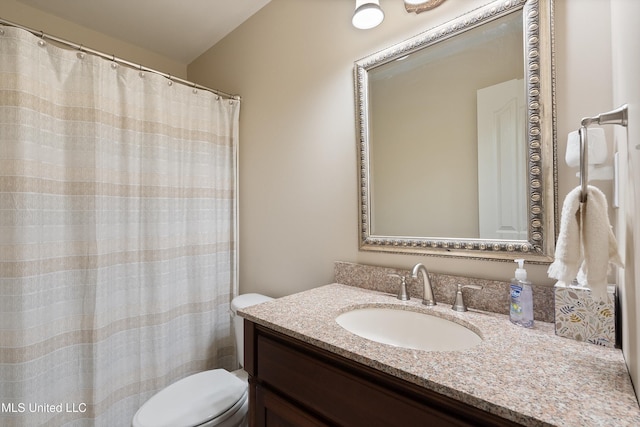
left=0, top=17, right=240, bottom=101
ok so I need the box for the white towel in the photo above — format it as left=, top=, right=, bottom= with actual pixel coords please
left=547, top=185, right=622, bottom=300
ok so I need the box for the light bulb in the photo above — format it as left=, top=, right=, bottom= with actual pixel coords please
left=352, top=0, right=384, bottom=30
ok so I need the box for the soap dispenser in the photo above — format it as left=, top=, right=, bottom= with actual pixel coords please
left=509, top=259, right=534, bottom=328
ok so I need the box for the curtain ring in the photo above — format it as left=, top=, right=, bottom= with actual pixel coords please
left=37, top=31, right=46, bottom=47
left=167, top=75, right=173, bottom=86
left=77, top=45, right=85, bottom=59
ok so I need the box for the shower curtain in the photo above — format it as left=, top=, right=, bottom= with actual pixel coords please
left=0, top=26, right=240, bottom=426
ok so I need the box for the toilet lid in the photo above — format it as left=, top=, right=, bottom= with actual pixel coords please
left=133, top=369, right=247, bottom=427
left=230, top=293, right=273, bottom=314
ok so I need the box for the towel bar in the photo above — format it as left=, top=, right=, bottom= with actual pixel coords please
left=578, top=104, right=628, bottom=202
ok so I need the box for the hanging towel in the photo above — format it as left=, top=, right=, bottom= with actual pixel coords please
left=548, top=185, right=622, bottom=300
left=548, top=186, right=582, bottom=283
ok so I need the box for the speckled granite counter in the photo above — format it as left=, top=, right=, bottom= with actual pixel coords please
left=239, top=283, right=640, bottom=426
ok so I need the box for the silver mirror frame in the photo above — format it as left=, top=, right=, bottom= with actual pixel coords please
left=354, top=0, right=556, bottom=262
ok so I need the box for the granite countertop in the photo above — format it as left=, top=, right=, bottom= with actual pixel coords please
left=239, top=283, right=640, bottom=427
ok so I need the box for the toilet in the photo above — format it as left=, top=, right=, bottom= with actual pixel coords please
left=132, top=293, right=274, bottom=427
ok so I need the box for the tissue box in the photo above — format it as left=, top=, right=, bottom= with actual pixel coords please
left=554, top=283, right=617, bottom=348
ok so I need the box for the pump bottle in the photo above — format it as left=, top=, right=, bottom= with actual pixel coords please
left=509, top=259, right=534, bottom=328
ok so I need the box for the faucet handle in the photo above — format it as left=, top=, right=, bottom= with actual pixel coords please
left=452, top=283, right=482, bottom=312
left=388, top=274, right=410, bottom=301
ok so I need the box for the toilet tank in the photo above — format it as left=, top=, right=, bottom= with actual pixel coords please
left=230, top=293, right=273, bottom=367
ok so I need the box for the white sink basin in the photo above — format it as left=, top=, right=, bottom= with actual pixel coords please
left=336, top=307, right=482, bottom=352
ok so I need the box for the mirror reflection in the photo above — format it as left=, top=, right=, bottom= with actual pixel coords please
left=369, top=12, right=525, bottom=239
left=355, top=0, right=556, bottom=261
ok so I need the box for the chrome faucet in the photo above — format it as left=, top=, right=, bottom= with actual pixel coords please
left=411, top=263, right=436, bottom=306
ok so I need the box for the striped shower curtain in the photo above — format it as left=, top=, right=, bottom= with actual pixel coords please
left=0, top=26, right=240, bottom=426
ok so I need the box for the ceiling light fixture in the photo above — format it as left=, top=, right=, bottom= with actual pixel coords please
left=404, top=0, right=448, bottom=14
left=352, top=1, right=449, bottom=30
left=352, top=0, right=385, bottom=30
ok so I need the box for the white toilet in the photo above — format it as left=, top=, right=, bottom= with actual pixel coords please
left=132, top=293, right=273, bottom=427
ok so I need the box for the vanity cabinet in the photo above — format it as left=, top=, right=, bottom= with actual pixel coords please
left=244, top=320, right=521, bottom=427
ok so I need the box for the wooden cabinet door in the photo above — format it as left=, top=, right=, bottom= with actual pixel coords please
left=253, top=384, right=329, bottom=427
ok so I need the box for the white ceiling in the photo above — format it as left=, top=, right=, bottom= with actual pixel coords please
left=17, top=0, right=272, bottom=63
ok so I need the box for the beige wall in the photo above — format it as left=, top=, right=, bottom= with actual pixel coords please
left=611, top=0, right=640, bottom=398
left=0, top=0, right=187, bottom=78
left=188, top=0, right=617, bottom=297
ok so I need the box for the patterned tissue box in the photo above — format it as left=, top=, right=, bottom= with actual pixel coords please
left=554, top=283, right=617, bottom=348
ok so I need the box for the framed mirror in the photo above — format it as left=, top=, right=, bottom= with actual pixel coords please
left=355, top=0, right=556, bottom=262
